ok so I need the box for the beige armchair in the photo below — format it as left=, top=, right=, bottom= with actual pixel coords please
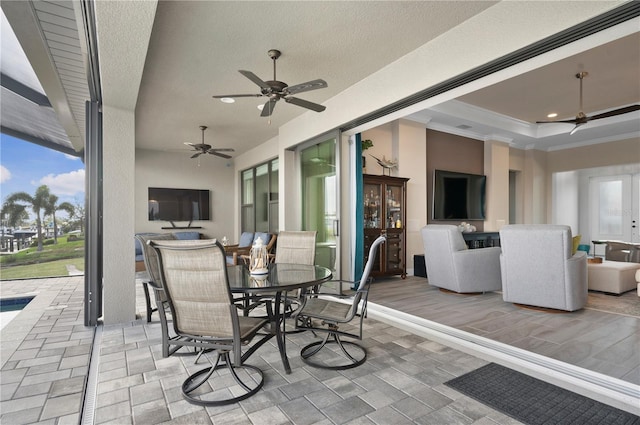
left=499, top=224, right=587, bottom=311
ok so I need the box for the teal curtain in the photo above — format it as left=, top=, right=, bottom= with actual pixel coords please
left=354, top=134, right=364, bottom=287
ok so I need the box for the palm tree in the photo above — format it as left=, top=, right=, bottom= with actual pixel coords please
left=3, top=185, right=51, bottom=251
left=0, top=203, right=29, bottom=251
left=44, top=194, right=75, bottom=244
left=1, top=202, right=29, bottom=229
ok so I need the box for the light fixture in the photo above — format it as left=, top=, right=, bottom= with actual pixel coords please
left=220, top=97, right=235, bottom=104
left=547, top=112, right=558, bottom=118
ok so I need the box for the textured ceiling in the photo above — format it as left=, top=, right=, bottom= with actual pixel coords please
left=4, top=1, right=638, bottom=156
left=135, top=1, right=497, bottom=154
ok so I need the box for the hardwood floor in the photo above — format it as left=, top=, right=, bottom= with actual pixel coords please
left=366, top=275, right=640, bottom=386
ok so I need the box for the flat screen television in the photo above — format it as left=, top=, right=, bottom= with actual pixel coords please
left=148, top=187, right=211, bottom=223
left=432, top=170, right=486, bottom=220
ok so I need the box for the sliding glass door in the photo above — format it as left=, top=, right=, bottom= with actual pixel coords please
left=589, top=174, right=639, bottom=246
left=300, top=135, right=340, bottom=279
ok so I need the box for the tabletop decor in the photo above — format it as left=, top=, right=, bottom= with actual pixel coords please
left=249, top=237, right=269, bottom=275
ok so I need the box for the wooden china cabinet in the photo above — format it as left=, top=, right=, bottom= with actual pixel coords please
left=363, top=174, right=409, bottom=279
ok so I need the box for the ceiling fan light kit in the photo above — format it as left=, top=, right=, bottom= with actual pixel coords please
left=183, top=126, right=234, bottom=159
left=213, top=49, right=328, bottom=117
left=536, top=71, right=640, bottom=135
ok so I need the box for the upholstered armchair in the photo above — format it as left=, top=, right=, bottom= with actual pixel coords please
left=499, top=224, right=587, bottom=311
left=421, top=225, right=502, bottom=293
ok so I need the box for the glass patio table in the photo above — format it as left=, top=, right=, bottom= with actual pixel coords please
left=226, top=263, right=332, bottom=374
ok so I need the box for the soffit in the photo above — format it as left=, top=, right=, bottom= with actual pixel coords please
left=1, top=1, right=89, bottom=154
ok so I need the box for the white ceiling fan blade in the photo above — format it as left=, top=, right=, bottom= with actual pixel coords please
left=569, top=123, right=584, bottom=135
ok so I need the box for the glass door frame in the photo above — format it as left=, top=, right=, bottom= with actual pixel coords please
left=296, top=130, right=341, bottom=283
left=589, top=174, right=634, bottom=252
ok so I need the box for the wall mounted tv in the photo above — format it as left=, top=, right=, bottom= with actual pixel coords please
left=432, top=170, right=486, bottom=220
left=148, top=187, right=211, bottom=224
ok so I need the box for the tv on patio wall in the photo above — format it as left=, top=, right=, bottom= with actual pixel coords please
left=148, top=187, right=211, bottom=222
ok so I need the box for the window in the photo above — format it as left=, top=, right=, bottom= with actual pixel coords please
left=241, top=158, right=279, bottom=233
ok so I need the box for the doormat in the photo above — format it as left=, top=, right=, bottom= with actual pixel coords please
left=445, top=363, right=640, bottom=425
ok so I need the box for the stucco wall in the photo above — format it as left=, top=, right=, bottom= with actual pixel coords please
left=134, top=149, right=235, bottom=241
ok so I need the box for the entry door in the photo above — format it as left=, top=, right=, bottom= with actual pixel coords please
left=589, top=174, right=637, bottom=248
left=300, top=136, right=340, bottom=279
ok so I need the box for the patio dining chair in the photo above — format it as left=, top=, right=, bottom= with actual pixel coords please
left=149, top=239, right=271, bottom=406
left=240, top=231, right=317, bottom=318
left=135, top=233, right=190, bottom=358
left=292, top=234, right=386, bottom=369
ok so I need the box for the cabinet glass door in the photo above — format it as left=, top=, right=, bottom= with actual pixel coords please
left=385, top=184, right=403, bottom=229
left=364, top=183, right=381, bottom=229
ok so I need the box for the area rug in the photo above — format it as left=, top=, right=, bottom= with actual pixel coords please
left=586, top=291, right=640, bottom=318
left=445, top=363, right=640, bottom=425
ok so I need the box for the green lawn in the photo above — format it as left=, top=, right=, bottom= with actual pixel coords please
left=0, top=257, right=85, bottom=280
left=0, top=235, right=85, bottom=280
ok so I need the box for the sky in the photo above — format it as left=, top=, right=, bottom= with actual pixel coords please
left=0, top=133, right=85, bottom=222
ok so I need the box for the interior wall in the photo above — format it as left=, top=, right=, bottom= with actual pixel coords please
left=552, top=170, right=580, bottom=234
left=135, top=149, right=235, bottom=241
left=396, top=120, right=428, bottom=274
left=483, top=140, right=510, bottom=231
left=362, top=119, right=428, bottom=275
left=546, top=137, right=640, bottom=223
left=426, top=129, right=485, bottom=230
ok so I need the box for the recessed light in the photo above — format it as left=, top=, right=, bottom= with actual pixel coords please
left=220, top=97, right=235, bottom=104
left=547, top=112, right=558, bottom=118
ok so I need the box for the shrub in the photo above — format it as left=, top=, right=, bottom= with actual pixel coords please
left=30, top=238, right=55, bottom=247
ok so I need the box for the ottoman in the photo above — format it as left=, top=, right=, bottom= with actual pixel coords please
left=587, top=260, right=640, bottom=294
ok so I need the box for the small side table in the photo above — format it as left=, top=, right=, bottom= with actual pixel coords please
left=592, top=240, right=607, bottom=258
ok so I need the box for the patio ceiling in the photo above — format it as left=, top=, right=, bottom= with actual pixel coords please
left=3, top=2, right=639, bottom=157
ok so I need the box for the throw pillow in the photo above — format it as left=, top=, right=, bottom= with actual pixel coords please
left=572, top=235, right=581, bottom=255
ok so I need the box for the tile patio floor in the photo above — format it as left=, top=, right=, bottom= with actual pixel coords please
left=1, top=276, right=637, bottom=424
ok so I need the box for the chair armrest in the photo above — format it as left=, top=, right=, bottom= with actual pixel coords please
left=224, top=244, right=241, bottom=253
left=452, top=247, right=502, bottom=288
left=146, top=280, right=163, bottom=291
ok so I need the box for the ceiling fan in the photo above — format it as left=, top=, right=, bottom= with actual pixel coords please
left=184, top=126, right=234, bottom=159
left=536, top=71, right=640, bottom=135
left=213, top=49, right=328, bottom=117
